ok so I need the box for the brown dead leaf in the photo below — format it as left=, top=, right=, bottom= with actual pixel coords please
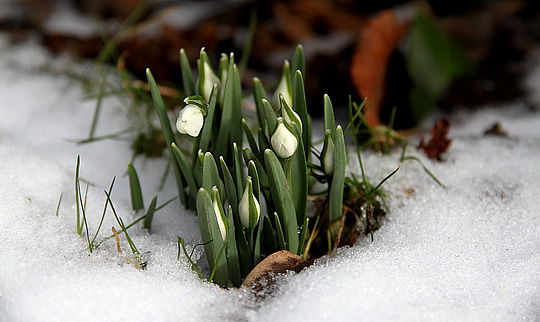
left=350, top=8, right=411, bottom=127
left=418, top=118, right=452, bottom=160
left=241, top=250, right=310, bottom=291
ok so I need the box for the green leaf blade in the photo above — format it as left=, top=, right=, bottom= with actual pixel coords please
left=196, top=188, right=229, bottom=287
left=127, top=162, right=144, bottom=212
left=329, top=126, right=346, bottom=222
left=264, top=149, right=299, bottom=254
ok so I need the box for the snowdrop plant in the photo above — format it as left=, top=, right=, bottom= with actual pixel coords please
left=145, top=45, right=396, bottom=287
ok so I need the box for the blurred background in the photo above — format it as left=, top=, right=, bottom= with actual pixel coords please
left=1, top=0, right=539, bottom=128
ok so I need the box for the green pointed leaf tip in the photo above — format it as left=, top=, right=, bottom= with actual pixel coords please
left=261, top=98, right=277, bottom=137
left=127, top=162, right=144, bottom=212
left=280, top=93, right=302, bottom=134
left=202, top=152, right=221, bottom=197
left=142, top=195, right=158, bottom=231
left=292, top=70, right=310, bottom=157
left=291, top=44, right=305, bottom=77
left=247, top=160, right=260, bottom=200
left=179, top=48, right=196, bottom=96
left=252, top=77, right=268, bottom=131
left=323, top=94, right=336, bottom=134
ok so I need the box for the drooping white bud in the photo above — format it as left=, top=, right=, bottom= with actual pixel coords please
left=271, top=118, right=298, bottom=159
left=176, top=104, right=204, bottom=137
left=239, top=176, right=261, bottom=229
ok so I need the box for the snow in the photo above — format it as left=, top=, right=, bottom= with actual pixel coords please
left=1, top=33, right=540, bottom=321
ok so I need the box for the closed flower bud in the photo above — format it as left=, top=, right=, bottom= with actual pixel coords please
left=176, top=104, right=204, bottom=137
left=273, top=61, right=292, bottom=110
left=198, top=49, right=220, bottom=101
left=211, top=187, right=227, bottom=241
left=321, top=130, right=334, bottom=175
left=271, top=118, right=298, bottom=159
left=239, top=176, right=261, bottom=229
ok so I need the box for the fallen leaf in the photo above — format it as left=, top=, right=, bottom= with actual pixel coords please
left=418, top=118, right=452, bottom=160
left=241, top=250, right=310, bottom=291
left=350, top=8, right=411, bottom=127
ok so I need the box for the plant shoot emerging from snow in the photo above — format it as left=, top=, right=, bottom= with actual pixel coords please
left=141, top=45, right=414, bottom=288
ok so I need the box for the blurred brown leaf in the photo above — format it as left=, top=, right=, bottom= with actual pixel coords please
left=350, top=8, right=410, bottom=127
left=418, top=118, right=452, bottom=160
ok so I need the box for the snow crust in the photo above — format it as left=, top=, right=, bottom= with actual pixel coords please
left=1, top=34, right=540, bottom=321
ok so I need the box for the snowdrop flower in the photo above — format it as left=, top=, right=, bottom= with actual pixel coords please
left=176, top=104, right=204, bottom=137
left=212, top=187, right=227, bottom=241
left=271, top=118, right=298, bottom=159
left=239, top=176, right=261, bottom=229
left=321, top=130, right=334, bottom=176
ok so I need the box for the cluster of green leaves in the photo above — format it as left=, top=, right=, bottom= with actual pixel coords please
left=146, top=46, right=351, bottom=287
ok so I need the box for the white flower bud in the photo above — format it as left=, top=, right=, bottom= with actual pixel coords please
left=201, top=59, right=220, bottom=101
left=271, top=118, right=298, bottom=159
left=273, top=61, right=292, bottom=110
left=274, top=77, right=292, bottom=109
left=176, top=104, right=204, bottom=137
left=211, top=188, right=227, bottom=242
left=239, top=177, right=261, bottom=229
left=198, top=49, right=221, bottom=102
left=322, top=130, right=334, bottom=175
